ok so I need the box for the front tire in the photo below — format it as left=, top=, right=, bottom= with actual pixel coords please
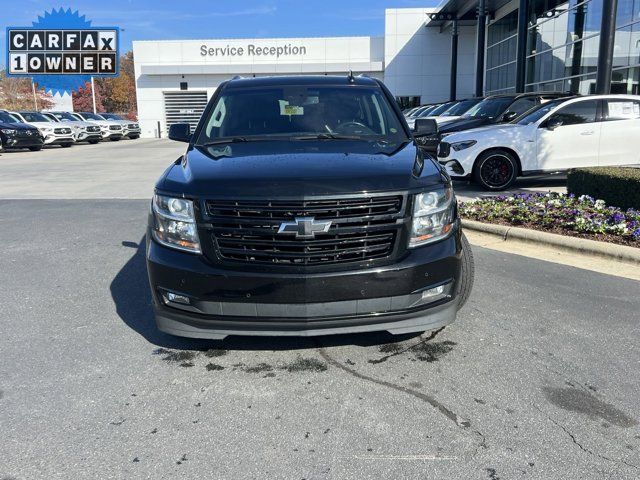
left=61, top=143, right=73, bottom=148
left=110, top=137, right=121, bottom=141
left=456, top=233, right=475, bottom=310
left=473, top=149, right=518, bottom=191
left=88, top=139, right=100, bottom=144
left=29, top=146, right=42, bottom=151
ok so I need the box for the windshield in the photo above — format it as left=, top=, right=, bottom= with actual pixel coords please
left=441, top=99, right=482, bottom=117
left=413, top=105, right=438, bottom=118
left=0, top=112, right=19, bottom=123
left=20, top=112, right=50, bottom=123
left=463, top=97, right=515, bottom=119
left=53, top=112, right=78, bottom=121
left=102, top=113, right=123, bottom=120
left=196, top=85, right=408, bottom=145
left=516, top=99, right=568, bottom=125
left=81, top=112, right=106, bottom=121
left=427, top=102, right=456, bottom=116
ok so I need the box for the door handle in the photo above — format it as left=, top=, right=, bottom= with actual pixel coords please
left=580, top=131, right=594, bottom=135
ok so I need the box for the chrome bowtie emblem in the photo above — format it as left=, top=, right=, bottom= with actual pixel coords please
left=277, top=217, right=332, bottom=239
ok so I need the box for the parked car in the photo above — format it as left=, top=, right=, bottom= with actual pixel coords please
left=0, top=111, right=44, bottom=151
left=99, top=113, right=141, bottom=139
left=435, top=98, right=484, bottom=123
left=416, top=92, right=574, bottom=154
left=406, top=104, right=439, bottom=119
left=43, top=112, right=103, bottom=144
left=74, top=112, right=124, bottom=141
left=146, top=74, right=474, bottom=340
left=407, top=101, right=457, bottom=129
left=10, top=111, right=75, bottom=147
left=436, top=94, right=640, bottom=190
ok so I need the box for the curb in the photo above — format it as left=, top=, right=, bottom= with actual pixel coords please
left=462, top=219, right=640, bottom=265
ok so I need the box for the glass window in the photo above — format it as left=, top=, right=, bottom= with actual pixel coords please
left=610, top=66, right=640, bottom=94
left=19, top=112, right=51, bottom=122
left=0, top=112, right=19, bottom=123
left=463, top=97, right=516, bottom=119
left=604, top=99, right=640, bottom=120
left=441, top=98, right=483, bottom=116
left=616, top=0, right=640, bottom=27
left=507, top=96, right=539, bottom=115
left=517, top=98, right=569, bottom=124
left=196, top=86, right=408, bottom=144
left=550, top=99, right=598, bottom=125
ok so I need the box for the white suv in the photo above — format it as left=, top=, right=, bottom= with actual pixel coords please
left=11, top=111, right=75, bottom=147
left=436, top=95, right=640, bottom=190
left=99, top=113, right=141, bottom=139
left=75, top=112, right=124, bottom=141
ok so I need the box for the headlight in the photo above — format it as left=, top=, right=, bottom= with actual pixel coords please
left=451, top=140, right=477, bottom=151
left=152, top=194, right=201, bottom=253
left=0, top=128, right=17, bottom=135
left=409, top=186, right=455, bottom=248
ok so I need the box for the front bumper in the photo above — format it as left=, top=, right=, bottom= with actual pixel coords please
left=4, top=136, right=44, bottom=148
left=101, top=129, right=123, bottom=139
left=146, top=226, right=462, bottom=339
left=125, top=127, right=141, bottom=137
left=43, top=133, right=75, bottom=145
left=76, top=131, right=102, bottom=142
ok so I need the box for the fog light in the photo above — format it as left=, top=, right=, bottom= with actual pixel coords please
left=163, top=291, right=191, bottom=305
left=422, top=285, right=445, bottom=299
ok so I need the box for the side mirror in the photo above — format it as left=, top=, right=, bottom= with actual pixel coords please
left=168, top=123, right=192, bottom=142
left=502, top=111, right=518, bottom=122
left=413, top=118, right=438, bottom=136
left=545, top=117, right=563, bottom=131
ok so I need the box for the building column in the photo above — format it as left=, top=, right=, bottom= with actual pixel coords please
left=595, top=0, right=619, bottom=93
left=515, top=0, right=529, bottom=92
left=475, top=0, right=487, bottom=96
left=450, top=19, right=459, bottom=101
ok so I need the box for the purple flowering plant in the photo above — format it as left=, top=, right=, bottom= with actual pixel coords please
left=459, top=192, right=640, bottom=244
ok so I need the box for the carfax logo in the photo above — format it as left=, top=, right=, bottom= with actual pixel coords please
left=6, top=8, right=120, bottom=95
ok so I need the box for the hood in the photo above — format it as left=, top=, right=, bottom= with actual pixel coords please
left=159, top=140, right=444, bottom=197
left=438, top=116, right=494, bottom=134
left=0, top=121, right=39, bottom=130
left=443, top=123, right=523, bottom=142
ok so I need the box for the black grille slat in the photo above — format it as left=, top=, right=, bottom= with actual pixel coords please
left=204, top=195, right=403, bottom=266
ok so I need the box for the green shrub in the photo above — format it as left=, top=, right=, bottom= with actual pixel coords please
left=567, top=167, right=640, bottom=210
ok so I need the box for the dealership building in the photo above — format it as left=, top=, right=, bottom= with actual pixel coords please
left=133, top=1, right=640, bottom=138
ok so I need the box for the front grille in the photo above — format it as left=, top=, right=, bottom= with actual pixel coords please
left=438, top=142, right=451, bottom=158
left=109, top=125, right=122, bottom=131
left=17, top=129, right=39, bottom=137
left=204, top=196, right=404, bottom=266
left=54, top=128, right=71, bottom=134
left=128, top=123, right=138, bottom=129
left=86, top=125, right=100, bottom=133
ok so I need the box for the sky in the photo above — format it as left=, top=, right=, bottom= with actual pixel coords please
left=1, top=0, right=440, bottom=63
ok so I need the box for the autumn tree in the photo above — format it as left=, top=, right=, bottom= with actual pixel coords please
left=96, top=51, right=138, bottom=119
left=72, top=81, right=104, bottom=112
left=0, top=70, right=54, bottom=110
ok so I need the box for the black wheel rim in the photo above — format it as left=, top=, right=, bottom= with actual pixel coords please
left=480, top=155, right=513, bottom=188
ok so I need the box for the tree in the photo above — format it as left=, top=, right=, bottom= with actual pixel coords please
left=72, top=81, right=104, bottom=112
left=0, top=70, right=54, bottom=110
left=96, top=50, right=137, bottom=119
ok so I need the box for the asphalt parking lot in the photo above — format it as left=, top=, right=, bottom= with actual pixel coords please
left=1, top=140, right=638, bottom=479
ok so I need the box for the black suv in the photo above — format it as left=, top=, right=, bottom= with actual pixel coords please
left=417, top=92, right=574, bottom=154
left=146, top=75, right=474, bottom=340
left=0, top=110, right=44, bottom=151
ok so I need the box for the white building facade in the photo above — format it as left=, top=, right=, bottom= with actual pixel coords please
left=133, top=7, right=478, bottom=138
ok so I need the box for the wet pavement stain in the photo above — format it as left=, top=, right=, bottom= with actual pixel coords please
left=544, top=386, right=638, bottom=428
left=205, top=363, right=224, bottom=371
left=176, top=454, right=187, bottom=465
left=281, top=357, right=327, bottom=373
left=204, top=349, right=227, bottom=358
left=485, top=467, right=501, bottom=479
left=153, top=348, right=197, bottom=366
left=245, top=363, right=274, bottom=374
left=379, top=343, right=403, bottom=354
left=412, top=341, right=456, bottom=362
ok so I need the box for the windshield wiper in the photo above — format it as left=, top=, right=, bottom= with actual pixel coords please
left=199, top=137, right=253, bottom=146
left=290, top=133, right=364, bottom=141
